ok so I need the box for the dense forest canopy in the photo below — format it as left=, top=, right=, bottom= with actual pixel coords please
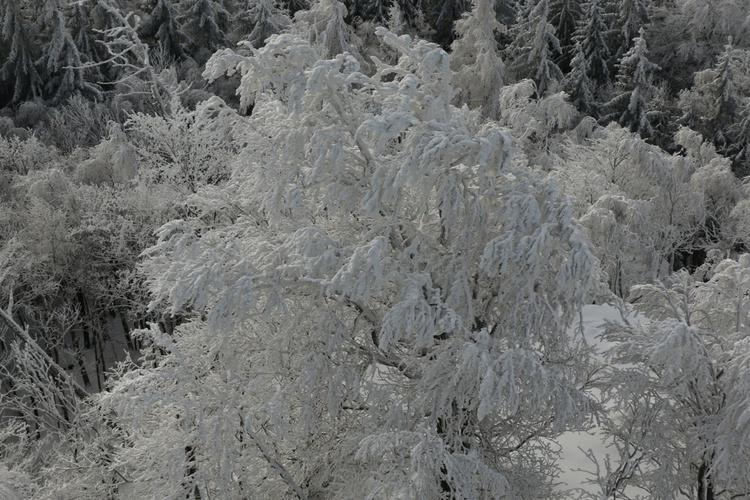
left=1, top=0, right=750, bottom=498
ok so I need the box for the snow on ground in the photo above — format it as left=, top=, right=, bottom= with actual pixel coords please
left=556, top=304, right=637, bottom=497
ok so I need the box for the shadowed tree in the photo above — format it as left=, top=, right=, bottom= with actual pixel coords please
left=36, top=0, right=101, bottom=104
left=0, top=0, right=42, bottom=107
left=508, top=0, right=564, bottom=97
left=237, top=0, right=291, bottom=48
left=603, top=28, right=660, bottom=138
left=137, top=0, right=192, bottom=62
left=178, top=0, right=231, bottom=52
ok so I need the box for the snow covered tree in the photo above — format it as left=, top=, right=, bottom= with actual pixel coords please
left=574, top=0, right=611, bottom=93
left=125, top=95, right=236, bottom=194
left=603, top=28, right=660, bottom=138
left=81, top=28, right=603, bottom=498
left=237, top=0, right=291, bottom=48
left=508, top=0, right=564, bottom=97
left=553, top=123, right=706, bottom=294
left=702, top=41, right=745, bottom=154
left=614, top=0, right=649, bottom=55
left=423, top=0, right=469, bottom=47
left=137, top=0, right=192, bottom=63
left=295, top=0, right=364, bottom=61
left=35, top=0, right=101, bottom=104
left=178, top=0, right=231, bottom=52
left=497, top=79, right=578, bottom=164
left=450, top=0, right=507, bottom=119
left=678, top=41, right=749, bottom=172
left=0, top=0, right=42, bottom=107
left=596, top=260, right=750, bottom=498
left=549, top=0, right=583, bottom=70
left=677, top=0, right=749, bottom=50
left=67, top=0, right=107, bottom=86
left=348, top=0, right=390, bottom=25
left=94, top=2, right=178, bottom=115
left=566, top=40, right=596, bottom=115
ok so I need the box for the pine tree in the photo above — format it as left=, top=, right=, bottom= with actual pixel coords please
left=677, top=40, right=749, bottom=174
left=451, top=0, right=507, bottom=119
left=704, top=41, right=744, bottom=156
left=178, top=0, right=230, bottom=52
left=36, top=0, right=101, bottom=104
left=566, top=40, right=596, bottom=115
left=68, top=0, right=106, bottom=85
left=279, top=0, right=309, bottom=16
left=508, top=0, right=564, bottom=97
left=423, top=0, right=470, bottom=47
left=137, top=0, right=192, bottom=63
left=296, top=0, right=364, bottom=61
left=0, top=0, right=43, bottom=107
left=549, top=0, right=583, bottom=71
left=574, top=0, right=611, bottom=92
left=614, top=0, right=649, bottom=55
left=604, top=28, right=660, bottom=138
left=348, top=0, right=390, bottom=25
left=237, top=0, right=291, bottom=48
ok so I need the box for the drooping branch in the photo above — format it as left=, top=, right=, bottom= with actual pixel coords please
left=0, top=307, right=88, bottom=400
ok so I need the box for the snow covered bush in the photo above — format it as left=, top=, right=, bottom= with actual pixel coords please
left=595, top=256, right=750, bottom=498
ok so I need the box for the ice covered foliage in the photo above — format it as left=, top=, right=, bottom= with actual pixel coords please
left=596, top=256, right=750, bottom=498
left=450, top=0, right=506, bottom=119
left=553, top=123, right=730, bottom=296
left=125, top=95, right=237, bottom=194
left=95, top=29, right=602, bottom=499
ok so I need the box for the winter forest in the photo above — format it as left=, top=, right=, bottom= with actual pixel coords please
left=2, top=0, right=750, bottom=498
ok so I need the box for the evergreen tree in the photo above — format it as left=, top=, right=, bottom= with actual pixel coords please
left=279, top=0, right=309, bottom=17
left=36, top=0, right=101, bottom=104
left=677, top=40, right=749, bottom=173
left=91, top=0, right=126, bottom=33
left=451, top=0, right=507, bottom=119
left=423, top=0, right=470, bottom=47
left=566, top=40, right=596, bottom=115
left=508, top=0, right=564, bottom=97
left=549, top=0, right=583, bottom=71
left=614, top=0, right=649, bottom=55
left=0, top=0, right=42, bottom=107
left=237, top=0, right=291, bottom=48
left=296, top=0, right=364, bottom=61
left=68, top=0, right=106, bottom=85
left=137, top=0, right=192, bottom=63
left=703, top=41, right=745, bottom=156
left=574, top=0, right=611, bottom=92
left=604, top=28, right=660, bottom=138
left=495, top=0, right=517, bottom=26
left=348, top=0, right=390, bottom=25
left=178, top=0, right=231, bottom=52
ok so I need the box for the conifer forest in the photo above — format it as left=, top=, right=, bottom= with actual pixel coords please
left=2, top=0, right=750, bottom=498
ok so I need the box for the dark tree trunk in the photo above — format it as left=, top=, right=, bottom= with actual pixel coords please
left=697, top=459, right=715, bottom=500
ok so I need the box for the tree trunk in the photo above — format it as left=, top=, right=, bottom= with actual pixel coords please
left=77, top=290, right=92, bottom=349
left=697, top=459, right=715, bottom=500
